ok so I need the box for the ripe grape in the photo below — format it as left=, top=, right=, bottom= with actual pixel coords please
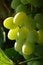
left=11, top=0, right=21, bottom=9
left=21, top=0, right=28, bottom=5
left=14, top=26, right=29, bottom=54
left=34, top=13, right=43, bottom=29
left=13, top=12, right=28, bottom=27
left=23, top=54, right=34, bottom=60
left=8, top=27, right=20, bottom=40
left=3, top=17, right=16, bottom=29
left=14, top=38, right=25, bottom=54
left=22, top=42, right=34, bottom=55
left=16, top=4, right=27, bottom=13
left=18, top=26, right=29, bottom=39
left=37, top=30, right=43, bottom=45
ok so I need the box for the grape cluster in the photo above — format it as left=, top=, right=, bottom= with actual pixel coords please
left=3, top=0, right=43, bottom=65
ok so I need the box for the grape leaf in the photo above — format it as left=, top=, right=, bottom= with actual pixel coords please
left=0, top=48, right=13, bottom=65
left=4, top=47, right=17, bottom=58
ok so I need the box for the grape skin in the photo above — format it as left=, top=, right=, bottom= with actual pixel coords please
left=11, top=0, right=21, bottom=9
left=16, top=4, right=27, bottom=13
left=13, top=12, right=28, bottom=27
left=3, top=17, right=15, bottom=29
left=22, top=42, right=34, bottom=55
left=8, top=27, right=20, bottom=40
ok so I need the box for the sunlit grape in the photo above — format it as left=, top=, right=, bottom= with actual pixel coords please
left=3, top=17, right=16, bottom=29
left=22, top=41, right=35, bottom=55
left=14, top=38, right=25, bottom=54
left=8, top=27, right=20, bottom=40
left=13, top=12, right=28, bottom=27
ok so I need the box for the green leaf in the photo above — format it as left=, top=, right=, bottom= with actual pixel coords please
left=4, top=47, right=17, bottom=58
left=0, top=48, right=14, bottom=65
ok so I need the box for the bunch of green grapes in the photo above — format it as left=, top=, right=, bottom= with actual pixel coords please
left=3, top=0, right=43, bottom=65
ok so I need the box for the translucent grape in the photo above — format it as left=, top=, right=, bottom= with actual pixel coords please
left=14, top=38, right=25, bottom=54
left=14, top=26, right=29, bottom=54
left=22, top=42, right=35, bottom=55
left=18, top=26, right=29, bottom=39
left=8, top=27, right=20, bottom=40
left=3, top=17, right=16, bottom=29
left=13, top=12, right=28, bottom=27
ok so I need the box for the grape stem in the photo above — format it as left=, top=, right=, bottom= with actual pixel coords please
left=19, top=57, right=43, bottom=65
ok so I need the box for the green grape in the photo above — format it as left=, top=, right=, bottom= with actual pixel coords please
left=8, top=27, right=20, bottom=40
left=35, top=45, right=43, bottom=57
left=34, top=13, right=43, bottom=29
left=14, top=39, right=25, bottom=54
left=26, top=30, right=38, bottom=43
left=27, top=61, right=33, bottom=65
left=16, top=4, right=27, bottom=13
left=27, top=0, right=43, bottom=7
left=21, top=0, right=28, bottom=5
left=14, top=26, right=29, bottom=54
left=13, top=12, right=28, bottom=27
left=3, top=17, right=16, bottom=29
left=23, top=54, right=34, bottom=60
left=37, top=30, right=43, bottom=45
left=22, top=41, right=35, bottom=55
left=11, top=0, right=21, bottom=9
left=18, top=26, right=29, bottom=39
left=25, top=15, right=36, bottom=29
